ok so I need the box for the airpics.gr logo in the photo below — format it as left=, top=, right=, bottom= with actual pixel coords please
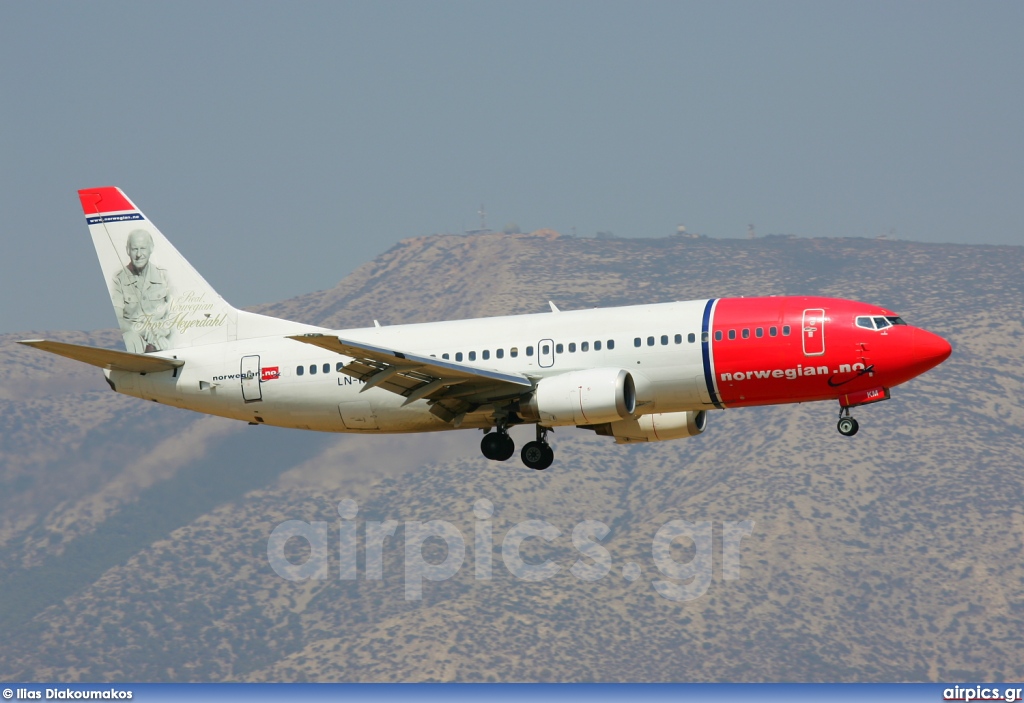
left=943, top=686, right=1024, bottom=702
left=267, top=499, right=755, bottom=602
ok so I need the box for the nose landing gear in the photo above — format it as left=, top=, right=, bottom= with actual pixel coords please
left=521, top=425, right=554, bottom=470
left=837, top=407, right=860, bottom=437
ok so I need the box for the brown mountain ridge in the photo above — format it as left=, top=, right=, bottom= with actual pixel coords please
left=0, top=231, right=1021, bottom=681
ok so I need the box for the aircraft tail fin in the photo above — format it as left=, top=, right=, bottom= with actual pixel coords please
left=79, top=187, right=323, bottom=353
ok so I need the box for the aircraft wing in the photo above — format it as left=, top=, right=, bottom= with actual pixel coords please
left=287, top=334, right=535, bottom=423
left=18, top=339, right=184, bottom=374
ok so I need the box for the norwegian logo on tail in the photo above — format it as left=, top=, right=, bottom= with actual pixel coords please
left=81, top=187, right=325, bottom=352
left=80, top=187, right=238, bottom=353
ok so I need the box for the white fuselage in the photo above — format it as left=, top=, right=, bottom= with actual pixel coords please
left=108, top=300, right=713, bottom=433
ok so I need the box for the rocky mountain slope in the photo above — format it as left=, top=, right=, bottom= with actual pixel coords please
left=1, top=231, right=1021, bottom=681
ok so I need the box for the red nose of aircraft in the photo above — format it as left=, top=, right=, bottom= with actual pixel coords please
left=911, top=328, right=952, bottom=374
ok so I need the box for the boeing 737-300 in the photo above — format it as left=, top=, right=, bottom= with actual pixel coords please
left=20, top=187, right=953, bottom=470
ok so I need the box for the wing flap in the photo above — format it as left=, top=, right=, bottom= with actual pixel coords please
left=18, top=339, right=184, bottom=374
left=287, top=334, right=534, bottom=411
left=288, top=334, right=532, bottom=385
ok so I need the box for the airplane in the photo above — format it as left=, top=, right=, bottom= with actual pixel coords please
left=20, top=187, right=952, bottom=470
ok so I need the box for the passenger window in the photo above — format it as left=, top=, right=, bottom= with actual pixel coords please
left=770, top=326, right=778, bottom=337
left=701, top=332, right=708, bottom=343
left=728, top=330, right=736, bottom=340
left=511, top=347, right=519, bottom=358
left=456, top=352, right=463, bottom=362
left=742, top=329, right=750, bottom=339
left=323, top=363, right=330, bottom=374
left=296, top=366, right=304, bottom=376
left=496, top=349, right=504, bottom=359
left=469, top=351, right=476, bottom=361
left=607, top=340, right=615, bottom=350
left=756, top=328, right=763, bottom=338
left=541, top=345, right=549, bottom=355
left=688, top=333, right=696, bottom=343
left=714, top=331, right=722, bottom=341
left=873, top=317, right=891, bottom=329
left=483, top=350, right=490, bottom=360
left=674, top=334, right=682, bottom=344
left=661, top=335, right=669, bottom=345
left=647, top=336, right=655, bottom=346
left=783, top=325, right=791, bottom=336
left=336, top=362, right=344, bottom=372
left=526, top=346, right=534, bottom=356
left=594, top=340, right=602, bottom=351
left=634, top=337, right=641, bottom=347
left=556, top=343, right=564, bottom=354
left=581, top=341, right=589, bottom=352
left=568, top=343, right=576, bottom=353
left=442, top=353, right=450, bottom=360
left=309, top=364, right=317, bottom=375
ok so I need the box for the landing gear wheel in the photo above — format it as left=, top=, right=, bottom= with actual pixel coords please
left=837, top=417, right=859, bottom=437
left=495, top=433, right=515, bottom=461
left=480, top=432, right=500, bottom=460
left=481, top=432, right=515, bottom=461
left=521, top=441, right=554, bottom=470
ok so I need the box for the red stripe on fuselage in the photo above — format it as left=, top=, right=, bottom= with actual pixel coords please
left=710, top=296, right=904, bottom=407
left=78, top=187, right=135, bottom=215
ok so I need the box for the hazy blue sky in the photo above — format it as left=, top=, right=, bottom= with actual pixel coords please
left=2, top=1, right=1021, bottom=333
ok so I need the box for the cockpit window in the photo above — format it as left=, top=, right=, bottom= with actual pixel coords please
left=858, top=315, right=907, bottom=330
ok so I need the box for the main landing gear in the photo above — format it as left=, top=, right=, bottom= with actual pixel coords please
left=480, top=427, right=515, bottom=461
left=837, top=407, right=860, bottom=437
left=521, top=425, right=554, bottom=471
left=480, top=424, right=555, bottom=470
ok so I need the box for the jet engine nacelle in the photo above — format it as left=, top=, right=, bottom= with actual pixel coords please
left=523, top=368, right=636, bottom=426
left=590, top=410, right=708, bottom=444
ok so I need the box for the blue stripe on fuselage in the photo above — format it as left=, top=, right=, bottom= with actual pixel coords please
left=701, top=299, right=724, bottom=409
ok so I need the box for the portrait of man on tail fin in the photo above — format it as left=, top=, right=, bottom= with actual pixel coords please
left=111, top=229, right=174, bottom=353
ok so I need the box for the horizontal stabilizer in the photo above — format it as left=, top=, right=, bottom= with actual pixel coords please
left=18, top=339, right=184, bottom=374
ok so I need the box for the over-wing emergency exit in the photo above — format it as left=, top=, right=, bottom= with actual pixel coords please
left=20, top=187, right=952, bottom=470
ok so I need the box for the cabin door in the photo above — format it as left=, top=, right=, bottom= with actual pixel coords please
left=537, top=339, right=555, bottom=368
left=802, top=309, right=826, bottom=356
left=241, top=355, right=262, bottom=402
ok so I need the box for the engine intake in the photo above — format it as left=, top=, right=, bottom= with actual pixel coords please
left=522, top=368, right=636, bottom=426
left=588, top=410, right=708, bottom=444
